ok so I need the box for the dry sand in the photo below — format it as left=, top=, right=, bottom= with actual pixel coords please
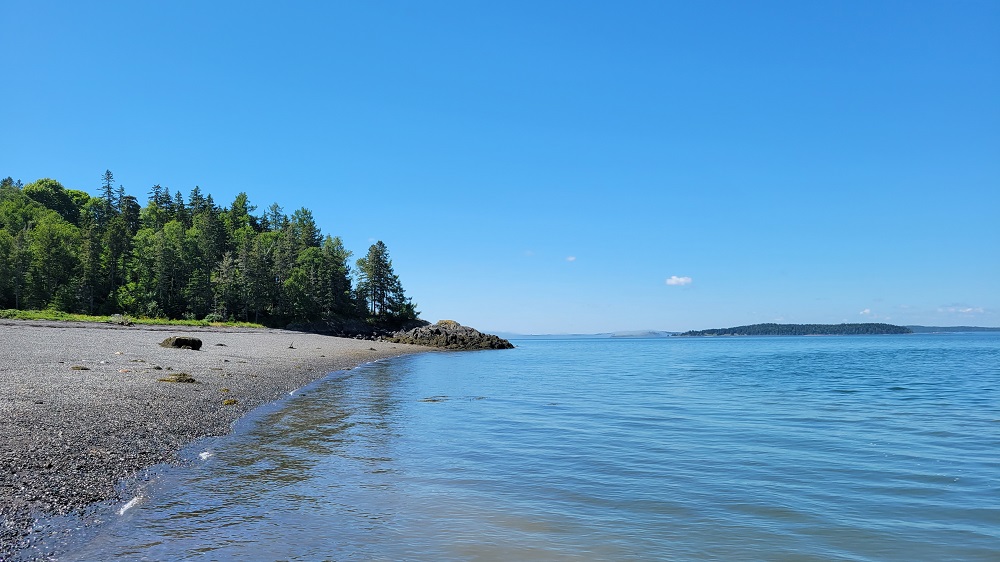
left=0, top=320, right=430, bottom=559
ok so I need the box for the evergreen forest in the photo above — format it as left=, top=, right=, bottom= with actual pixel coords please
left=0, top=172, right=418, bottom=330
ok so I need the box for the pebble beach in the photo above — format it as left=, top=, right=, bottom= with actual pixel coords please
left=0, top=320, right=429, bottom=560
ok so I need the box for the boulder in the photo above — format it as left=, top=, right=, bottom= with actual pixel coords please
left=159, top=336, right=203, bottom=350
left=386, top=320, right=514, bottom=350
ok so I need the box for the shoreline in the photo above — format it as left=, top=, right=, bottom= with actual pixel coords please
left=0, top=320, right=431, bottom=560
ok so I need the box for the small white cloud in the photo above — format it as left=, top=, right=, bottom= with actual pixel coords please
left=666, top=276, right=692, bottom=286
left=859, top=308, right=871, bottom=315
left=938, top=306, right=985, bottom=314
left=566, top=256, right=576, bottom=262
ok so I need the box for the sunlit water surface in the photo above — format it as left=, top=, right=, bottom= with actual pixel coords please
left=64, top=334, right=999, bottom=561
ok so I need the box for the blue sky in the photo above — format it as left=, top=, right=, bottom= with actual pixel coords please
left=3, top=1, right=997, bottom=333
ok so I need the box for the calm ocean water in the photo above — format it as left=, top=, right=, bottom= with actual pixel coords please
left=62, top=334, right=998, bottom=561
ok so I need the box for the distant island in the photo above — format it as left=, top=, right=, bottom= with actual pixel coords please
left=679, top=323, right=912, bottom=337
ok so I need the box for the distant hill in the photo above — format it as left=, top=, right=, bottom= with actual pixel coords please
left=906, top=325, right=1000, bottom=333
left=679, top=323, right=912, bottom=337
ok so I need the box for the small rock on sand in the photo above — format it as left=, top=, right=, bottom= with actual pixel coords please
left=159, top=336, right=203, bottom=350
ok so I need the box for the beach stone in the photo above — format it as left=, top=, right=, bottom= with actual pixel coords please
left=159, top=336, right=203, bottom=350
left=157, top=373, right=196, bottom=383
left=387, top=320, right=514, bottom=350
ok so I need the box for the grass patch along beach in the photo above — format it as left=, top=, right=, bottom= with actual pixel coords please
left=0, top=309, right=265, bottom=329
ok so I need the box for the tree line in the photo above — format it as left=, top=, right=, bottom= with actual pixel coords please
left=0, top=172, right=418, bottom=329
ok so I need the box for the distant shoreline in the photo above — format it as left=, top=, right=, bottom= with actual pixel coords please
left=0, top=320, right=430, bottom=561
left=679, top=324, right=1000, bottom=337
left=497, top=324, right=1000, bottom=340
left=677, top=323, right=912, bottom=337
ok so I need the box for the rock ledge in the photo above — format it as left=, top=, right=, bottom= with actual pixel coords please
left=386, top=320, right=514, bottom=350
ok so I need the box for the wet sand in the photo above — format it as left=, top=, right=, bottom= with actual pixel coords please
left=0, top=320, right=430, bottom=559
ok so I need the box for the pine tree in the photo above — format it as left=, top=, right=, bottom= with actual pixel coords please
left=101, top=170, right=115, bottom=208
left=355, top=241, right=415, bottom=325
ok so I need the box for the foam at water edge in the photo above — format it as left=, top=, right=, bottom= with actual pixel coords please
left=199, top=451, right=213, bottom=460
left=117, top=496, right=142, bottom=516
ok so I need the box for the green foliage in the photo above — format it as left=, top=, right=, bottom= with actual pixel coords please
left=1, top=177, right=23, bottom=191
left=0, top=229, right=15, bottom=307
left=23, top=178, right=80, bottom=225
left=0, top=183, right=46, bottom=232
left=0, top=172, right=419, bottom=329
left=25, top=211, right=79, bottom=309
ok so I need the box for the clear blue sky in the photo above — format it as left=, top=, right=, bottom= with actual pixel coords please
left=3, top=1, right=997, bottom=333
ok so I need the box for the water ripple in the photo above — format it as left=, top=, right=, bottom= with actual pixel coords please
left=64, top=334, right=1000, bottom=561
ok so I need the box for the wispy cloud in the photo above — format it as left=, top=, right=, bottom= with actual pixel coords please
left=666, top=275, right=692, bottom=286
left=858, top=308, right=890, bottom=320
left=938, top=306, right=985, bottom=314
left=566, top=256, right=576, bottom=262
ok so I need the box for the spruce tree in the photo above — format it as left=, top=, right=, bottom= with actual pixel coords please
left=355, top=241, right=416, bottom=325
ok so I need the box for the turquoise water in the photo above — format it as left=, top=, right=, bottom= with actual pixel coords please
left=66, top=334, right=999, bottom=560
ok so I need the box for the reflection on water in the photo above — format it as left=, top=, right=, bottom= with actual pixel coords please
left=65, top=335, right=1000, bottom=561
left=66, top=362, right=413, bottom=560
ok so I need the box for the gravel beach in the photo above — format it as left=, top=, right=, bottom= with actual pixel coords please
left=0, top=320, right=430, bottom=560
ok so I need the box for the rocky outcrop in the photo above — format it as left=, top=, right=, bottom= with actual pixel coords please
left=386, top=320, right=514, bottom=350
